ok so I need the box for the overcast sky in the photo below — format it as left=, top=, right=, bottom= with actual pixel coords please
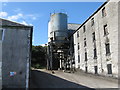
left=0, top=2, right=104, bottom=45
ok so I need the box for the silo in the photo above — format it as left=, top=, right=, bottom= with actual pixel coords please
left=49, top=13, right=68, bottom=41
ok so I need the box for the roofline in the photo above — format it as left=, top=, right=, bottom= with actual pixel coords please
left=72, top=1, right=108, bottom=36
left=0, top=18, right=33, bottom=28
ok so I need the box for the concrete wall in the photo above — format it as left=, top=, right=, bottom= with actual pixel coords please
left=2, top=27, right=32, bottom=88
left=74, top=2, right=118, bottom=78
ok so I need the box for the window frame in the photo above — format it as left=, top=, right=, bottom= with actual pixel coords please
left=77, top=31, right=79, bottom=38
left=102, top=7, right=106, bottom=17
left=92, top=32, right=96, bottom=42
left=104, top=24, right=109, bottom=36
left=105, top=43, right=111, bottom=56
left=94, top=48, right=97, bottom=59
left=91, top=18, right=94, bottom=26
left=85, top=52, right=87, bottom=61
left=83, top=25, right=86, bottom=33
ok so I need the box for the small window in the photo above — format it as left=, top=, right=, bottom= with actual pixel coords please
left=83, top=25, right=86, bottom=33
left=84, top=38, right=86, bottom=47
left=107, top=64, right=112, bottom=74
left=94, top=48, right=97, bottom=59
left=102, top=7, right=106, bottom=17
left=105, top=43, right=110, bottom=56
left=91, top=18, right=94, bottom=26
left=85, top=52, right=87, bottom=61
left=78, top=55, right=80, bottom=63
left=78, top=43, right=80, bottom=50
left=85, top=66, right=88, bottom=73
left=84, top=41, right=86, bottom=47
left=94, top=66, right=98, bottom=74
left=104, top=24, right=109, bottom=36
left=0, top=30, right=3, bottom=40
left=77, top=31, right=79, bottom=38
left=92, top=32, right=96, bottom=42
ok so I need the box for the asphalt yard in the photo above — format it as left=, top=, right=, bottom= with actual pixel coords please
left=30, top=69, right=118, bottom=89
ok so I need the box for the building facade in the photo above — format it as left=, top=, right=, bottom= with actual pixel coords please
left=0, top=18, right=33, bottom=88
left=73, top=1, right=119, bottom=78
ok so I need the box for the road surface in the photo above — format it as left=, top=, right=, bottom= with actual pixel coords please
left=30, top=69, right=118, bottom=89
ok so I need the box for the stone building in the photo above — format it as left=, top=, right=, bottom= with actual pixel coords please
left=0, top=18, right=33, bottom=89
left=73, top=1, right=119, bottom=78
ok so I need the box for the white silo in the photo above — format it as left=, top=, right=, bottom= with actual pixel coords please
left=49, top=13, right=68, bottom=42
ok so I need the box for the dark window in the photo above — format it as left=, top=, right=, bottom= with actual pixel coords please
left=78, top=43, right=80, bottom=50
left=0, top=30, right=3, bottom=40
left=94, top=66, right=98, bottom=74
left=104, top=24, right=109, bottom=36
left=85, top=66, right=88, bottom=73
left=83, top=25, right=86, bottom=33
left=84, top=41, right=86, bottom=47
left=78, top=55, right=80, bottom=63
left=94, top=48, right=97, bottom=59
left=107, top=64, right=112, bottom=74
left=102, top=7, right=106, bottom=17
left=105, top=43, right=110, bottom=55
left=84, top=38, right=86, bottom=47
left=77, top=31, right=79, bottom=37
left=91, top=18, right=94, bottom=26
left=85, top=52, right=87, bottom=61
left=92, top=32, right=96, bottom=42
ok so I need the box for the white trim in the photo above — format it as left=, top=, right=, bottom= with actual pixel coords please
left=26, top=31, right=30, bottom=90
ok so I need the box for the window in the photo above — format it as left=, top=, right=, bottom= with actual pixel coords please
left=102, top=7, right=106, bottom=17
left=77, top=31, right=79, bottom=38
left=91, top=18, right=94, bottom=26
left=83, top=25, right=86, bottom=33
left=92, top=32, right=96, bottom=42
left=78, top=55, right=80, bottom=63
left=94, top=48, right=97, bottom=59
left=0, top=30, right=3, bottom=40
left=85, top=52, right=87, bottom=61
left=105, top=43, right=110, bottom=55
left=85, top=66, right=88, bottom=73
left=94, top=66, right=98, bottom=74
left=84, top=38, right=86, bottom=47
left=78, top=43, right=80, bottom=50
left=107, top=64, right=112, bottom=74
left=104, top=24, right=109, bottom=36
left=84, top=41, right=86, bottom=47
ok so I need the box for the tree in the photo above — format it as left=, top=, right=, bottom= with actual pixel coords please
left=31, top=45, right=47, bottom=69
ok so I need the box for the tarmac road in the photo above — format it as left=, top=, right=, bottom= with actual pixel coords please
left=30, top=69, right=93, bottom=89
left=30, top=69, right=118, bottom=89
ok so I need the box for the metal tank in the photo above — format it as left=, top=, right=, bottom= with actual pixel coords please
left=49, top=13, right=68, bottom=41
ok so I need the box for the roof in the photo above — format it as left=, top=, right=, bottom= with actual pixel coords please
left=68, top=23, right=81, bottom=31
left=0, top=18, right=33, bottom=28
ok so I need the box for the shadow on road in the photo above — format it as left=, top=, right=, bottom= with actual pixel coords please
left=30, top=70, right=94, bottom=89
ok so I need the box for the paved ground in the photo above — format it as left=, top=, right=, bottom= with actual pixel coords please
left=30, top=69, right=118, bottom=89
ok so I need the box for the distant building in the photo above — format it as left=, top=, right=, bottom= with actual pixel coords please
left=0, top=18, right=33, bottom=88
left=73, top=1, right=119, bottom=78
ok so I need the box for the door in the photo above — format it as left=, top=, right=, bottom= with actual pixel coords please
left=107, top=64, right=112, bottom=74
left=94, top=66, right=98, bottom=74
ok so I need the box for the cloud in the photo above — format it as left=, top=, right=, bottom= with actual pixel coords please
left=0, top=12, right=8, bottom=17
left=0, top=11, right=37, bottom=26
left=7, top=13, right=23, bottom=21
